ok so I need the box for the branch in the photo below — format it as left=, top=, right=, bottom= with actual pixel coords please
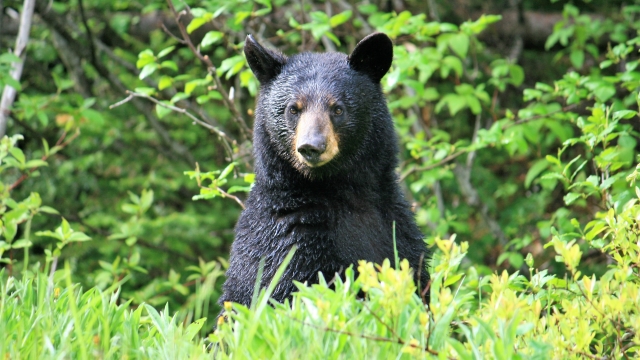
left=0, top=0, right=36, bottom=137
left=110, top=91, right=235, bottom=161
left=86, top=29, right=241, bottom=154
left=281, top=313, right=446, bottom=357
left=165, top=0, right=252, bottom=141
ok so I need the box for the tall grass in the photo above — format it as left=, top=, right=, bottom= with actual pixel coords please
left=0, top=265, right=210, bottom=359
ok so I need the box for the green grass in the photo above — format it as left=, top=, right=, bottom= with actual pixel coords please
left=0, top=265, right=210, bottom=360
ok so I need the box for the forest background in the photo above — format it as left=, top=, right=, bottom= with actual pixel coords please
left=1, top=0, right=640, bottom=358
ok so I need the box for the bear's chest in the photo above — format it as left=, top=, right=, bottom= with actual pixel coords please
left=265, top=192, right=393, bottom=264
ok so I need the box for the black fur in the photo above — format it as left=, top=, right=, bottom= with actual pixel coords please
left=219, top=33, right=430, bottom=306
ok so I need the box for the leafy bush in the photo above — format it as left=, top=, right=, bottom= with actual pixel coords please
left=1, top=0, right=640, bottom=358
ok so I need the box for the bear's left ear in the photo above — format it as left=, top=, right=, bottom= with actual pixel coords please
left=348, top=33, right=393, bottom=83
left=244, top=34, right=288, bottom=84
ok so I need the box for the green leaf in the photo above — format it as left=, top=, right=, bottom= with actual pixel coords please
left=448, top=33, right=469, bottom=58
left=525, top=160, right=549, bottom=188
left=612, top=110, right=636, bottom=120
left=158, top=76, right=173, bottom=91
left=570, top=50, right=584, bottom=69
left=160, top=60, right=178, bottom=72
left=185, top=318, right=207, bottom=341
left=0, top=53, right=21, bottom=64
left=35, top=229, right=62, bottom=241
left=67, top=232, right=91, bottom=242
left=442, top=56, right=463, bottom=77
left=9, top=147, right=25, bottom=165
left=121, top=203, right=139, bottom=214
left=234, top=11, right=252, bottom=24
left=136, top=49, right=155, bottom=69
left=81, top=109, right=105, bottom=126
left=244, top=173, right=256, bottom=184
left=563, top=192, right=581, bottom=205
left=219, top=163, right=235, bottom=180
left=157, top=46, right=175, bottom=59
left=187, top=17, right=208, bottom=34
left=134, top=87, right=156, bottom=96
left=11, top=239, right=32, bottom=249
left=36, top=206, right=57, bottom=216
left=23, top=159, right=48, bottom=168
left=465, top=95, right=481, bottom=114
left=593, top=85, right=616, bottom=103
left=139, top=63, right=158, bottom=80
left=155, top=104, right=171, bottom=119
left=201, top=31, right=223, bottom=48
left=509, top=65, right=525, bottom=86
left=329, top=10, right=352, bottom=28
left=140, top=189, right=154, bottom=213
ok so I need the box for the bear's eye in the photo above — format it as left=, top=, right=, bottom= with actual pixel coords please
left=334, top=107, right=343, bottom=116
left=289, top=107, right=298, bottom=115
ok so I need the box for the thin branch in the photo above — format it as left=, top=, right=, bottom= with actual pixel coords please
left=110, top=90, right=235, bottom=160
left=0, top=0, right=36, bottom=137
left=160, top=22, right=187, bottom=44
left=165, top=0, right=252, bottom=140
left=282, top=313, right=447, bottom=357
left=212, top=187, right=245, bottom=209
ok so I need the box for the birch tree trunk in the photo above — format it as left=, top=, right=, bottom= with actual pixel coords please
left=0, top=0, right=36, bottom=137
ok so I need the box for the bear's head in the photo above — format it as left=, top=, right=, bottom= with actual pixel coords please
left=245, top=33, right=394, bottom=179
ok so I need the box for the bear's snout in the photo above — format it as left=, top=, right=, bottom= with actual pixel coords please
left=294, top=111, right=339, bottom=168
left=297, top=138, right=327, bottom=164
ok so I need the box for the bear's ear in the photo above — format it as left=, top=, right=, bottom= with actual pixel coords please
left=244, top=34, right=288, bottom=84
left=348, top=33, right=393, bottom=83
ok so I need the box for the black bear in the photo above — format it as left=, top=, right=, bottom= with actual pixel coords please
left=219, top=33, right=429, bottom=307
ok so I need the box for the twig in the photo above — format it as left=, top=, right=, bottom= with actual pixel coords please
left=160, top=22, right=187, bottom=44
left=212, top=187, right=246, bottom=209
left=0, top=0, right=36, bottom=137
left=283, top=313, right=446, bottom=357
left=110, top=90, right=235, bottom=160
left=165, top=0, right=252, bottom=140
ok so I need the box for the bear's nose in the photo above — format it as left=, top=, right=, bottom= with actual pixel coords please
left=297, top=140, right=326, bottom=162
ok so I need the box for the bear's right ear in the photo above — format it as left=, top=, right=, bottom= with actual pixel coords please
left=348, top=33, right=393, bottom=83
left=244, top=35, right=288, bottom=84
